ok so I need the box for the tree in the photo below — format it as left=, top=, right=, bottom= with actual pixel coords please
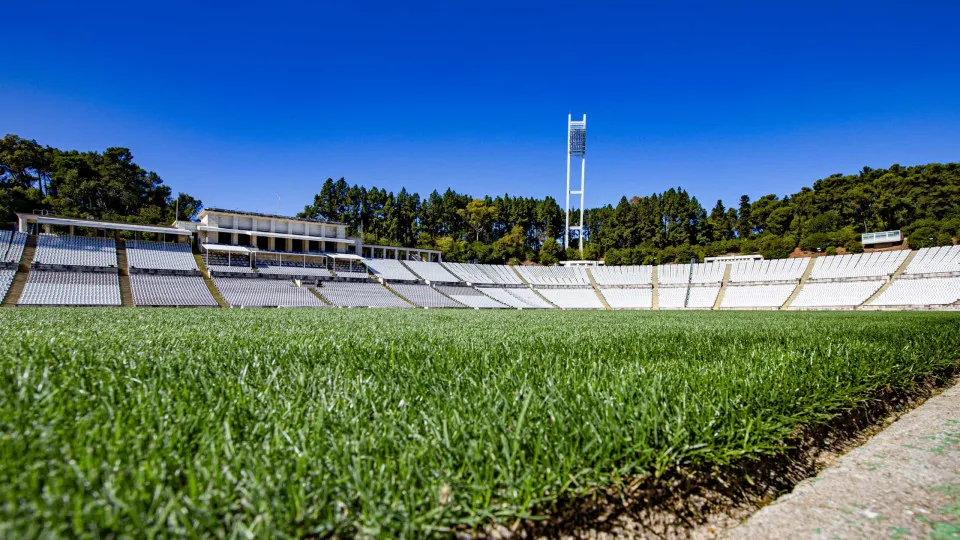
left=457, top=198, right=499, bottom=241
left=538, top=237, right=563, bottom=265
left=737, top=195, right=752, bottom=239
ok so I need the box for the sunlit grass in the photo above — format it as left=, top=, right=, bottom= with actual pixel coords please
left=0, top=309, right=957, bottom=537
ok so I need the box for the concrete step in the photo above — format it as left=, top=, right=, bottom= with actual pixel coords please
left=1, top=235, right=37, bottom=307
left=859, top=250, right=917, bottom=310
left=712, top=263, right=732, bottom=310
left=585, top=267, right=612, bottom=310
left=115, top=238, right=134, bottom=307
left=193, top=254, right=228, bottom=308
left=782, top=257, right=816, bottom=309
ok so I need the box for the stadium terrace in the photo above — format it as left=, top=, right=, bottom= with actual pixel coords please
left=1, top=209, right=958, bottom=309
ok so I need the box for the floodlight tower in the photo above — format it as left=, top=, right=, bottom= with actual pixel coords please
left=564, top=114, right=586, bottom=255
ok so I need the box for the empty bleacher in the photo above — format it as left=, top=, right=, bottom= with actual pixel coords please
left=126, top=241, right=199, bottom=273
left=729, top=258, right=809, bottom=283
left=317, top=281, right=412, bottom=308
left=658, top=287, right=688, bottom=309
left=657, top=263, right=725, bottom=285
left=536, top=288, right=603, bottom=309
left=474, top=287, right=539, bottom=308
left=389, top=283, right=464, bottom=308
left=364, top=259, right=419, bottom=281
left=0, top=269, right=14, bottom=300
left=867, top=277, right=960, bottom=308
left=904, top=246, right=960, bottom=276
left=515, top=266, right=590, bottom=286
left=33, top=234, right=117, bottom=269
left=214, top=277, right=328, bottom=307
left=435, top=285, right=508, bottom=308
left=687, top=286, right=721, bottom=308
left=255, top=262, right=332, bottom=278
left=591, top=265, right=653, bottom=286
left=131, top=274, right=218, bottom=306
left=19, top=271, right=121, bottom=306
left=720, top=284, right=796, bottom=309
left=790, top=280, right=885, bottom=309
left=331, top=260, right=370, bottom=280
left=404, top=260, right=462, bottom=283
left=600, top=287, right=652, bottom=309
left=205, top=251, right=254, bottom=274
left=808, top=251, right=909, bottom=281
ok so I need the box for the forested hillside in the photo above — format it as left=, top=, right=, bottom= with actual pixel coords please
left=300, top=164, right=960, bottom=264
left=3, top=133, right=957, bottom=264
left=0, top=134, right=201, bottom=228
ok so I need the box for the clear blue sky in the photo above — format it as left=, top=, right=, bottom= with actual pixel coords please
left=2, top=1, right=958, bottom=215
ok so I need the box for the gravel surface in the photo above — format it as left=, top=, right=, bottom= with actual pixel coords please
left=730, top=382, right=960, bottom=539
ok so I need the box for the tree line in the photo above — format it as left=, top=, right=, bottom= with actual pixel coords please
left=0, top=134, right=202, bottom=229
left=3, top=134, right=957, bottom=264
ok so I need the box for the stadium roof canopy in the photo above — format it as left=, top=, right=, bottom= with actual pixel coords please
left=200, top=243, right=250, bottom=253
left=17, top=213, right=192, bottom=236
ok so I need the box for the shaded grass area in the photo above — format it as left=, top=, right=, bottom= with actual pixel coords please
left=0, top=309, right=958, bottom=537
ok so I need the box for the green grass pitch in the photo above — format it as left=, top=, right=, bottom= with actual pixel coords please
left=1, top=309, right=958, bottom=536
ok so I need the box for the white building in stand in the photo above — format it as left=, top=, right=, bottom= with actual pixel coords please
left=190, top=208, right=353, bottom=254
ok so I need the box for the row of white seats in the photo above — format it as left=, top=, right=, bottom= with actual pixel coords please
left=720, top=284, right=796, bottom=308
left=403, top=260, right=460, bottom=282
left=363, top=259, right=419, bottom=281
left=730, top=258, right=809, bottom=283
left=658, top=286, right=721, bottom=308
left=435, top=286, right=508, bottom=308
left=515, top=266, right=590, bottom=286
left=390, top=283, right=465, bottom=308
left=34, top=235, right=117, bottom=268
left=443, top=263, right=524, bottom=285
left=870, top=277, right=960, bottom=307
left=0, top=269, right=14, bottom=300
left=476, top=287, right=553, bottom=308
left=591, top=265, right=653, bottom=286
left=599, top=287, right=653, bottom=309
left=809, top=251, right=909, bottom=280
left=214, top=278, right=328, bottom=308
left=536, top=287, right=604, bottom=309
left=316, top=281, right=412, bottom=308
left=131, top=274, right=218, bottom=306
left=1, top=232, right=26, bottom=264
left=790, top=280, right=884, bottom=308
left=19, top=270, right=121, bottom=306
left=905, top=246, right=960, bottom=275
left=657, top=263, right=725, bottom=285
left=126, top=240, right=198, bottom=271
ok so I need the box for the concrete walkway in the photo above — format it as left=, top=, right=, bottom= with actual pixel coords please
left=731, top=382, right=960, bottom=539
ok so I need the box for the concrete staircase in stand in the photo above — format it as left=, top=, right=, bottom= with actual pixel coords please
left=712, top=263, right=732, bottom=310
left=585, top=267, right=612, bottom=310
left=1, top=235, right=36, bottom=307
left=859, top=250, right=917, bottom=310
left=781, top=257, right=817, bottom=310
left=194, top=254, right=228, bottom=307
left=115, top=238, right=134, bottom=307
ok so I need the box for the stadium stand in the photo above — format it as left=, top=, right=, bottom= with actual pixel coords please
left=720, top=284, right=796, bottom=309
left=729, top=258, right=809, bottom=283
left=131, top=274, right=219, bottom=306
left=389, top=283, right=465, bottom=308
left=904, top=246, right=960, bottom=276
left=364, top=259, right=419, bottom=281
left=515, top=266, right=590, bottom=286
left=435, top=285, right=508, bottom=308
left=19, top=271, right=121, bottom=306
left=214, top=277, right=328, bottom=307
left=403, top=260, right=461, bottom=283
left=316, top=281, right=412, bottom=308
left=658, top=286, right=688, bottom=308
left=808, top=251, right=910, bottom=281
left=687, top=286, right=721, bottom=308
left=1, top=232, right=26, bottom=267
left=657, top=263, right=725, bottom=285
left=790, top=280, right=885, bottom=309
left=600, top=287, right=652, bottom=309
left=126, top=241, right=199, bottom=272
left=536, top=287, right=604, bottom=309
left=0, top=269, right=14, bottom=299
left=867, top=277, right=960, bottom=308
left=484, top=265, right=525, bottom=284
left=474, top=287, right=534, bottom=308
left=443, top=262, right=497, bottom=284
left=33, top=234, right=117, bottom=269
left=591, top=265, right=653, bottom=286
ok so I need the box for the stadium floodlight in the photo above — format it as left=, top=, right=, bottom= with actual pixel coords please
left=565, top=114, right=586, bottom=254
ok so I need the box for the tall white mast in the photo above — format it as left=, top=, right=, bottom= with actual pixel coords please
left=565, top=114, right=586, bottom=255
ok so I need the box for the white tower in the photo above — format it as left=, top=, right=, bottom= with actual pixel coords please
left=564, top=114, right=586, bottom=254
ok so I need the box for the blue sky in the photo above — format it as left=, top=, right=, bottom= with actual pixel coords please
left=2, top=1, right=958, bottom=215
